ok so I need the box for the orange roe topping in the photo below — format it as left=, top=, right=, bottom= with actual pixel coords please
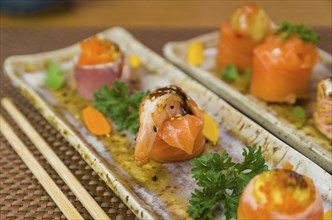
left=77, top=36, right=121, bottom=66
left=252, top=169, right=316, bottom=215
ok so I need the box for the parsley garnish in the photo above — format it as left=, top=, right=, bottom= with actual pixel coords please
left=94, top=81, right=149, bottom=135
left=275, top=21, right=320, bottom=44
left=222, top=65, right=239, bottom=82
left=45, top=61, right=64, bottom=90
left=188, top=146, right=268, bottom=220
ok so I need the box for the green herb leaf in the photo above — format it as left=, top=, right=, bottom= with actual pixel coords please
left=241, top=67, right=252, bottom=91
left=275, top=21, right=320, bottom=44
left=44, top=61, right=64, bottom=90
left=292, top=106, right=306, bottom=119
left=243, top=67, right=252, bottom=78
left=292, top=105, right=306, bottom=128
left=188, top=146, right=268, bottom=220
left=222, top=65, right=239, bottom=82
left=93, top=81, right=149, bottom=135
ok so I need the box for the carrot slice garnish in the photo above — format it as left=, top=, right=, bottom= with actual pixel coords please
left=83, top=106, right=112, bottom=135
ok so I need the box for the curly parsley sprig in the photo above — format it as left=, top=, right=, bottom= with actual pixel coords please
left=94, top=81, right=149, bottom=135
left=188, top=146, right=268, bottom=220
left=275, top=21, right=320, bottom=44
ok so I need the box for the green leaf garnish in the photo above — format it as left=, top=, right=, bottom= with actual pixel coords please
left=188, top=146, right=268, bottom=220
left=222, top=65, right=239, bottom=82
left=292, top=106, right=306, bottom=119
left=243, top=67, right=252, bottom=77
left=275, top=21, right=320, bottom=44
left=44, top=61, right=64, bottom=90
left=242, top=67, right=252, bottom=90
left=292, top=105, right=306, bottom=128
left=94, top=81, right=149, bottom=135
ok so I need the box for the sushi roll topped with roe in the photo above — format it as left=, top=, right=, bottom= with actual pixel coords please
left=74, top=36, right=130, bottom=100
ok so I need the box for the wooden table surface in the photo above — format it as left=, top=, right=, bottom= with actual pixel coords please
left=1, top=0, right=331, bottom=28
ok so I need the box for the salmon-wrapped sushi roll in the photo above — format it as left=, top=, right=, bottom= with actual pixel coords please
left=134, top=85, right=205, bottom=166
left=74, top=36, right=130, bottom=100
left=238, top=169, right=324, bottom=220
left=250, top=22, right=320, bottom=104
left=217, top=3, right=271, bottom=70
left=314, top=78, right=332, bottom=140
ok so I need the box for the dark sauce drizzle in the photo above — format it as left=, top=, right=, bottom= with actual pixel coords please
left=279, top=169, right=308, bottom=189
left=148, top=85, right=193, bottom=116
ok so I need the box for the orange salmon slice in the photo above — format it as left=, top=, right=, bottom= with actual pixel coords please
left=157, top=114, right=203, bottom=155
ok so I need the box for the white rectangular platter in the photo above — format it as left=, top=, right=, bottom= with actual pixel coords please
left=163, top=31, right=332, bottom=173
left=4, top=27, right=332, bottom=219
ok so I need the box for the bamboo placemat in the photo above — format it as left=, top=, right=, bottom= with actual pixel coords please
left=0, top=27, right=331, bottom=219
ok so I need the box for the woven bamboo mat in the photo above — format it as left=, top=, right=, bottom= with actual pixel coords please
left=0, top=27, right=331, bottom=220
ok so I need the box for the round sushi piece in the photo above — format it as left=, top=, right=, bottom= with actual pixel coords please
left=134, top=85, right=205, bottom=166
left=74, top=36, right=130, bottom=100
left=250, top=32, right=319, bottom=104
left=216, top=3, right=271, bottom=70
left=314, top=78, right=332, bottom=140
left=238, top=169, right=324, bottom=220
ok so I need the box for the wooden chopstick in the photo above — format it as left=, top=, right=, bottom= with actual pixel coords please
left=0, top=115, right=84, bottom=220
left=1, top=98, right=110, bottom=220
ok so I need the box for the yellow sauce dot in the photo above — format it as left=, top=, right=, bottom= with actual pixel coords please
left=324, top=208, right=332, bottom=220
left=187, top=40, right=204, bottom=66
left=130, top=55, right=141, bottom=69
left=203, top=113, right=219, bottom=145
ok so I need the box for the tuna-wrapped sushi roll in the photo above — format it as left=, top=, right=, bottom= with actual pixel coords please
left=74, top=36, right=130, bottom=100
